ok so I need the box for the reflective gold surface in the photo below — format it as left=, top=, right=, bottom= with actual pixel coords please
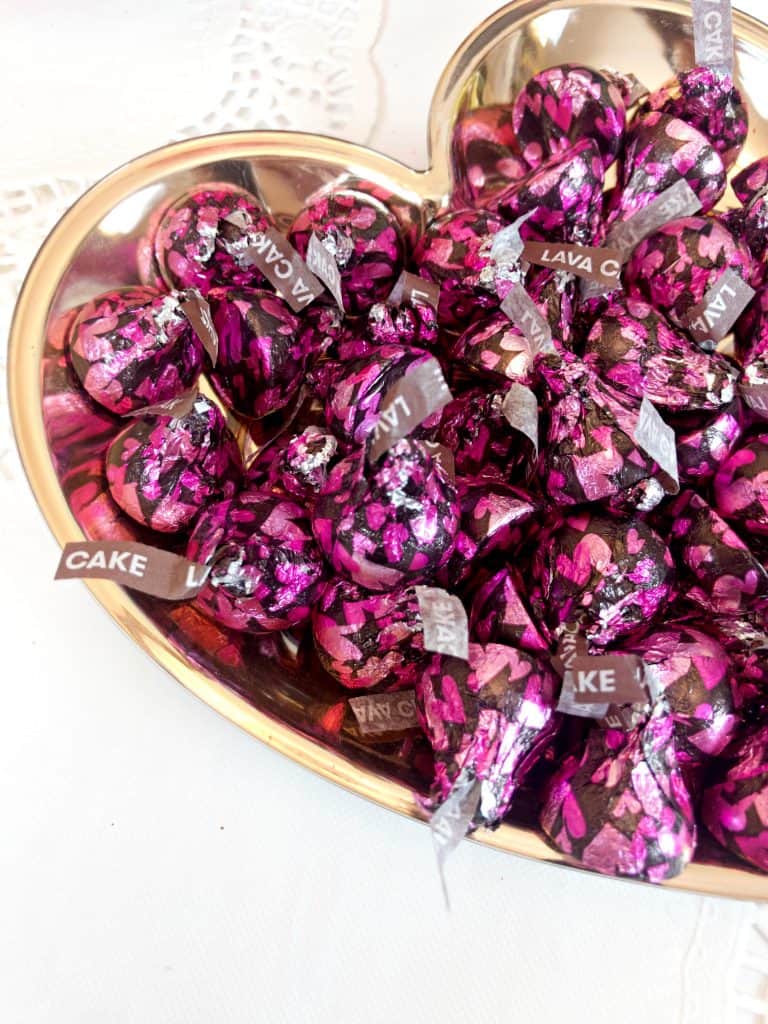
left=10, top=0, right=768, bottom=898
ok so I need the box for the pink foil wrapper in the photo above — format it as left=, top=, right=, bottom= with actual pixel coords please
left=703, top=726, right=768, bottom=872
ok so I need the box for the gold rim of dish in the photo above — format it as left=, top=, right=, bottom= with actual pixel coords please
left=9, top=1, right=768, bottom=900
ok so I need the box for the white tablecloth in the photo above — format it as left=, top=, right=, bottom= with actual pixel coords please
left=2, top=2, right=768, bottom=1021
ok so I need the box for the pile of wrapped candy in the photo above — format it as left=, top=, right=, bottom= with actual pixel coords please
left=64, top=59, right=768, bottom=884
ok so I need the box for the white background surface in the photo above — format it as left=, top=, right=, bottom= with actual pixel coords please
left=2, top=2, right=768, bottom=1022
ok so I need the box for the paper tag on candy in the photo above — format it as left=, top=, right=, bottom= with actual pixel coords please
left=55, top=541, right=210, bottom=599
left=415, top=587, right=469, bottom=661
left=490, top=211, right=535, bottom=265
left=521, top=241, right=622, bottom=287
left=501, top=383, right=539, bottom=456
left=430, top=766, right=482, bottom=907
left=180, top=290, right=219, bottom=365
left=388, top=270, right=440, bottom=310
left=225, top=217, right=325, bottom=313
left=634, top=397, right=680, bottom=493
left=348, top=691, right=419, bottom=736
left=422, top=441, right=456, bottom=480
left=606, top=180, right=702, bottom=262
left=739, top=381, right=768, bottom=416
left=121, top=385, right=200, bottom=420
left=685, top=269, right=755, bottom=349
left=368, top=358, right=453, bottom=462
left=569, top=654, right=647, bottom=706
left=500, top=283, right=555, bottom=355
left=306, top=232, right=345, bottom=312
left=693, top=0, right=735, bottom=77
left=599, top=704, right=648, bottom=730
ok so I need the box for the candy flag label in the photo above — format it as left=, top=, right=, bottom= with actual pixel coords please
left=693, top=0, right=734, bottom=76
left=634, top=397, right=680, bottom=493
left=180, top=291, right=219, bottom=365
left=501, top=382, right=539, bottom=457
left=500, top=282, right=555, bottom=355
left=606, top=180, right=702, bottom=261
left=368, top=357, right=453, bottom=462
left=55, top=541, right=210, bottom=600
left=348, top=691, right=419, bottom=736
left=388, top=270, right=440, bottom=310
left=521, top=241, right=622, bottom=287
left=422, top=441, right=456, bottom=481
left=685, top=268, right=755, bottom=348
left=306, top=232, right=345, bottom=312
left=415, top=586, right=469, bottom=661
left=569, top=654, right=647, bottom=705
left=430, top=766, right=482, bottom=907
left=599, top=705, right=647, bottom=730
left=740, top=381, right=768, bottom=415
left=228, top=216, right=325, bottom=312
left=121, top=384, right=200, bottom=420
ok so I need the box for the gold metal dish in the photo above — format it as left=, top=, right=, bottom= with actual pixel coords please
left=10, top=0, right=768, bottom=898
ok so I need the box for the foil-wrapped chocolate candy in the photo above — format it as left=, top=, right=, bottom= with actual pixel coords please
left=366, top=297, right=438, bottom=350
left=470, top=566, right=550, bottom=653
left=412, top=208, right=511, bottom=329
left=256, top=426, right=339, bottom=502
left=154, top=185, right=272, bottom=294
left=625, top=215, right=755, bottom=337
left=734, top=158, right=768, bottom=205
left=187, top=489, right=326, bottom=632
left=540, top=704, right=696, bottom=882
left=714, top=434, right=768, bottom=537
left=456, top=479, right=540, bottom=566
left=450, top=104, right=529, bottom=208
left=608, top=112, right=726, bottom=225
left=106, top=395, right=243, bottom=533
left=667, top=490, right=768, bottom=616
left=638, top=66, right=748, bottom=169
left=512, top=64, right=626, bottom=170
left=288, top=189, right=404, bottom=316
left=532, top=511, right=674, bottom=647
left=436, top=387, right=526, bottom=481
left=626, top=627, right=738, bottom=763
left=702, top=727, right=768, bottom=872
left=69, top=289, right=205, bottom=416
left=491, top=138, right=606, bottom=246
left=417, top=642, right=559, bottom=827
left=312, top=578, right=427, bottom=690
left=207, top=287, right=303, bottom=419
left=676, top=403, right=743, bottom=484
left=449, top=313, right=535, bottom=384
left=583, top=295, right=737, bottom=412
left=312, top=438, right=460, bottom=592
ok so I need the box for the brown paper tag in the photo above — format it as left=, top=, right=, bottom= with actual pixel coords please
left=634, top=397, right=680, bottom=493
left=180, top=291, right=218, bottom=365
left=693, top=0, right=734, bottom=76
left=388, top=270, right=440, bottom=310
left=598, top=704, right=647, bottom=730
left=368, top=357, right=453, bottom=462
left=500, top=282, right=554, bottom=355
left=415, top=586, right=469, bottom=661
left=306, top=232, right=345, bottom=311
left=422, top=441, right=456, bottom=481
left=685, top=269, right=755, bottom=348
left=606, top=180, right=702, bottom=261
left=739, top=382, right=768, bottom=415
left=521, top=241, right=622, bottom=288
left=348, top=690, right=419, bottom=736
left=237, top=223, right=325, bottom=312
left=569, top=654, right=647, bottom=705
left=501, top=383, right=539, bottom=457
left=121, top=385, right=200, bottom=420
left=55, top=541, right=210, bottom=599
left=551, top=622, right=587, bottom=677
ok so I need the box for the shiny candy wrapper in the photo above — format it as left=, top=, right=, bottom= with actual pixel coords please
left=491, top=138, right=606, bottom=246
left=449, top=312, right=535, bottom=384
left=470, top=566, right=550, bottom=654
left=106, top=395, right=243, bottom=533
left=540, top=704, right=696, bottom=882
left=417, top=642, right=559, bottom=827
left=288, top=189, right=404, bottom=316
left=412, top=208, right=511, bottom=329
left=638, top=66, right=748, bottom=169
left=207, top=287, right=303, bottom=419
left=532, top=511, right=674, bottom=647
left=154, top=186, right=272, bottom=294
left=69, top=289, right=204, bottom=416
left=609, top=112, right=726, bottom=225
left=625, top=215, right=755, bottom=336
left=187, top=490, right=326, bottom=633
left=456, top=479, right=540, bottom=565
left=626, top=627, right=738, bottom=763
left=583, top=295, right=737, bottom=412
left=676, top=404, right=743, bottom=484
left=312, top=578, right=427, bottom=690
left=734, top=158, right=768, bottom=205
left=366, top=298, right=438, bottom=349
left=702, top=727, right=768, bottom=872
left=511, top=64, right=626, bottom=171
left=450, top=104, right=529, bottom=208
left=436, top=387, right=527, bottom=481
left=257, top=426, right=339, bottom=502
left=312, top=438, right=460, bottom=592
left=714, top=434, right=768, bottom=537
left=667, top=490, right=768, bottom=616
